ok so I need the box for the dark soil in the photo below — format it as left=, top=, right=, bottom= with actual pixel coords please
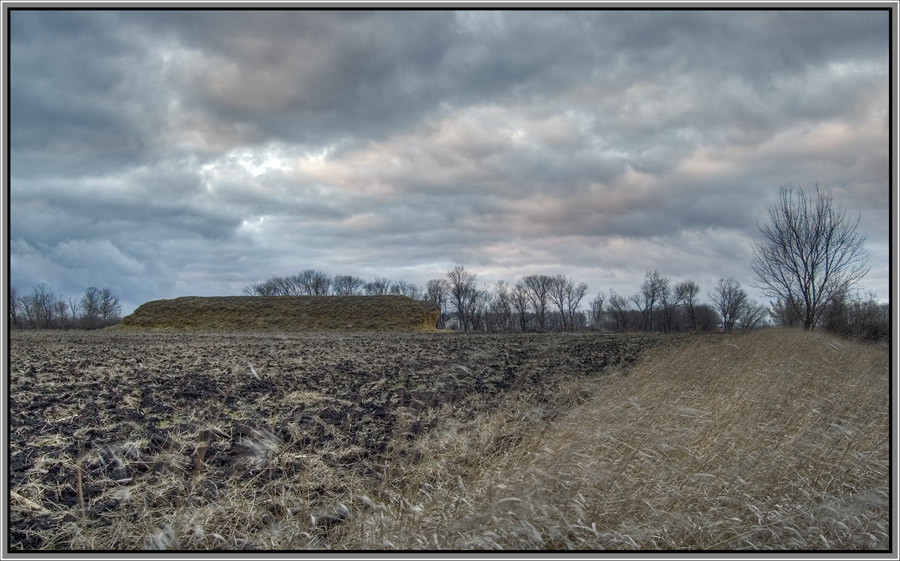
left=8, top=329, right=682, bottom=550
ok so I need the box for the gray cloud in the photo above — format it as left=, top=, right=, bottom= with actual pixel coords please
left=9, top=9, right=890, bottom=314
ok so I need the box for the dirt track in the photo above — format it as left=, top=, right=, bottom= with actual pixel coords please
left=9, top=329, right=675, bottom=549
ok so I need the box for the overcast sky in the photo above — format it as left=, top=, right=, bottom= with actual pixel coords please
left=9, top=9, right=891, bottom=316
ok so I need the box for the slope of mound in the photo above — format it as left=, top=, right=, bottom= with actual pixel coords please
left=119, top=295, right=440, bottom=332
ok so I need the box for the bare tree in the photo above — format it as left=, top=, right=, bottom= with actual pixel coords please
left=632, top=270, right=668, bottom=332
left=99, top=287, right=122, bottom=324
left=606, top=289, right=631, bottom=332
left=332, top=275, right=366, bottom=296
left=295, top=269, right=332, bottom=295
left=710, top=278, right=748, bottom=334
left=673, top=280, right=700, bottom=331
left=751, top=184, right=869, bottom=330
left=80, top=286, right=102, bottom=329
left=464, top=284, right=489, bottom=331
left=9, top=286, right=19, bottom=328
left=738, top=301, right=769, bottom=333
left=244, top=275, right=296, bottom=296
left=565, top=281, right=588, bottom=331
left=521, top=274, right=554, bottom=331
left=657, top=278, right=675, bottom=333
left=512, top=282, right=532, bottom=332
left=53, top=299, right=70, bottom=329
left=22, top=283, right=56, bottom=329
left=549, top=275, right=573, bottom=331
left=488, top=280, right=514, bottom=332
left=365, top=277, right=393, bottom=296
left=390, top=280, right=424, bottom=301
left=425, top=279, right=448, bottom=329
left=588, top=290, right=605, bottom=331
left=446, top=266, right=478, bottom=331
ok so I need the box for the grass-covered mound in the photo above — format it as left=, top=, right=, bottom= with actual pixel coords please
left=119, top=295, right=440, bottom=332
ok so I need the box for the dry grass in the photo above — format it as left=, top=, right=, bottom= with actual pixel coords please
left=118, top=295, right=440, bottom=332
left=10, top=329, right=889, bottom=551
left=347, top=328, right=889, bottom=550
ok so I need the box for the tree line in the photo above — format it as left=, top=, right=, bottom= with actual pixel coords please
left=240, top=266, right=768, bottom=334
left=9, top=284, right=122, bottom=329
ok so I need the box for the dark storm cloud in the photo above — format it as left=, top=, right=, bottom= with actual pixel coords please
left=9, top=9, right=890, bottom=314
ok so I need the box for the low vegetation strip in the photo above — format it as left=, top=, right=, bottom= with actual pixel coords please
left=118, top=295, right=440, bottom=332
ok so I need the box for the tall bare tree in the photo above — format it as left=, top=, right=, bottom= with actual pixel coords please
left=99, top=287, right=122, bottom=324
left=80, top=286, right=102, bottom=329
left=710, top=277, right=748, bottom=334
left=588, top=290, right=605, bottom=330
left=632, top=270, right=668, bottom=332
left=512, top=282, right=532, bottom=332
left=673, top=280, right=700, bottom=331
left=521, top=274, right=554, bottom=331
left=549, top=275, right=574, bottom=331
left=751, top=184, right=869, bottom=330
left=488, top=280, right=514, bottom=332
left=425, top=278, right=448, bottom=329
left=606, top=289, right=631, bottom=332
left=446, top=266, right=478, bottom=331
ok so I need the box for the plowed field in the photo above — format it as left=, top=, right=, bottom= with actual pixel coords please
left=9, top=329, right=675, bottom=550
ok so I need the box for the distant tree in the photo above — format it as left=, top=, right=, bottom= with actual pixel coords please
left=53, top=299, right=70, bottom=329
left=548, top=275, right=589, bottom=332
left=446, top=266, right=478, bottom=331
left=693, top=304, right=720, bottom=332
left=365, top=277, right=393, bottom=296
left=549, top=275, right=574, bottom=331
left=465, top=284, right=489, bottom=331
left=99, top=287, right=122, bottom=324
left=821, top=289, right=889, bottom=341
left=750, top=184, right=869, bottom=330
left=709, top=278, right=748, bottom=334
left=244, top=276, right=294, bottom=296
left=67, top=294, right=81, bottom=322
left=488, top=280, right=514, bottom=332
left=332, top=274, right=366, bottom=296
left=606, top=289, right=631, bottom=332
left=738, top=301, right=769, bottom=333
left=565, top=281, right=588, bottom=331
left=296, top=269, right=332, bottom=295
left=80, top=286, right=102, bottom=329
left=512, top=282, right=532, bottom=332
left=674, top=280, right=700, bottom=331
left=769, top=295, right=803, bottom=327
left=521, top=274, right=554, bottom=331
left=632, top=270, right=668, bottom=332
left=657, top=279, right=676, bottom=333
left=390, top=280, right=425, bottom=301
left=9, top=286, right=19, bottom=328
left=425, top=279, right=448, bottom=329
left=588, top=290, right=605, bottom=331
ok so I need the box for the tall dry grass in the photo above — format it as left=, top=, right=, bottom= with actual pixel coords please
left=339, top=328, right=890, bottom=550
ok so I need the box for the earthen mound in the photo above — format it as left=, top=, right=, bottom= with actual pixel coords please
left=119, top=295, right=440, bottom=332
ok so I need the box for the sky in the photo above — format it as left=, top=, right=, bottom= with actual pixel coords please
left=8, top=9, right=892, bottom=316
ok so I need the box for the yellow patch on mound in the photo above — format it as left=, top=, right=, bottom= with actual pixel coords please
left=119, top=295, right=440, bottom=332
